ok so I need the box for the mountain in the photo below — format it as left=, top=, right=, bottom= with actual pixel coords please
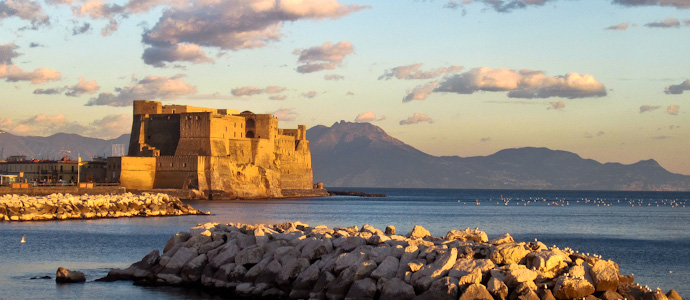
left=308, top=121, right=690, bottom=191
left=0, top=130, right=131, bottom=161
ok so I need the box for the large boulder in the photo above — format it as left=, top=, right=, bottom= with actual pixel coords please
left=552, top=275, right=595, bottom=299
left=407, top=225, right=431, bottom=239
left=490, top=243, right=531, bottom=265
left=56, top=267, right=85, bottom=283
left=589, top=259, right=619, bottom=292
left=410, top=248, right=458, bottom=291
left=345, top=278, right=377, bottom=300
left=444, top=228, right=488, bottom=243
left=487, top=277, right=509, bottom=300
left=379, top=278, right=415, bottom=300
left=459, top=283, right=494, bottom=300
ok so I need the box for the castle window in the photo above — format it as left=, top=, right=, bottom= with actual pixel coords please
left=172, top=109, right=176, bottom=114
left=234, top=132, right=236, bottom=138
left=183, top=163, right=187, bottom=168
left=171, top=163, right=174, bottom=167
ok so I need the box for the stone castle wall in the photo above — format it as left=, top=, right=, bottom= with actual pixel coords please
left=113, top=100, right=316, bottom=199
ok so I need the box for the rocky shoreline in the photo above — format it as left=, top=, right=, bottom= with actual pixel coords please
left=0, top=193, right=208, bottom=221
left=99, top=222, right=682, bottom=300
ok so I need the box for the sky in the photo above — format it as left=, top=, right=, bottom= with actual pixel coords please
left=0, top=0, right=689, bottom=175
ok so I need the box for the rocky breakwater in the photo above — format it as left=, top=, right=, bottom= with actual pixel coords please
left=0, top=193, right=208, bottom=221
left=100, top=222, right=682, bottom=300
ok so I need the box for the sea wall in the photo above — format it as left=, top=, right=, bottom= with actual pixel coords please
left=0, top=193, right=208, bottom=221
left=0, top=186, right=126, bottom=197
left=100, top=222, right=682, bottom=300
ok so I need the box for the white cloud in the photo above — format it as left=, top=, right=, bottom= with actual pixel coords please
left=32, top=77, right=101, bottom=97
left=639, top=105, right=661, bottom=113
left=65, top=77, right=100, bottom=97
left=270, top=108, right=298, bottom=122
left=434, top=67, right=607, bottom=99
left=0, top=113, right=130, bottom=139
left=480, top=137, right=491, bottom=142
left=0, top=64, right=61, bottom=84
left=605, top=23, right=629, bottom=30
left=0, top=43, right=20, bottom=64
left=354, top=112, right=385, bottom=123
left=379, top=63, right=463, bottom=80
left=142, top=43, right=213, bottom=67
left=294, top=41, right=354, bottom=73
left=140, top=0, right=366, bottom=65
left=645, top=18, right=681, bottom=28
left=667, top=104, right=680, bottom=115
left=613, top=0, right=690, bottom=9
left=548, top=101, right=565, bottom=110
left=324, top=74, right=344, bottom=81
left=269, top=95, right=287, bottom=101
left=403, top=81, right=439, bottom=102
left=302, top=90, right=317, bottom=98
left=231, top=85, right=287, bottom=96
left=86, top=74, right=196, bottom=106
left=399, top=113, right=434, bottom=125
left=0, top=0, right=50, bottom=29
left=584, top=131, right=605, bottom=139
left=665, top=79, right=690, bottom=94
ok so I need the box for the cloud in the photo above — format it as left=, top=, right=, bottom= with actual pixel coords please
left=142, top=43, right=213, bottom=67
left=667, top=104, right=680, bottom=115
left=354, top=112, right=386, bottom=123
left=101, top=19, right=119, bottom=36
left=645, top=18, right=681, bottom=28
left=584, top=131, right=605, bottom=139
left=548, top=101, right=565, bottom=110
left=433, top=67, right=607, bottom=100
left=29, top=42, right=42, bottom=48
left=652, top=135, right=671, bottom=140
left=403, top=81, right=439, bottom=102
left=379, top=63, right=463, bottom=80
left=33, top=87, right=63, bottom=95
left=231, top=85, right=287, bottom=96
left=0, top=43, right=20, bottom=64
left=480, top=137, right=491, bottom=142
left=664, top=79, right=690, bottom=94
left=72, top=22, right=92, bottom=35
left=0, top=64, right=61, bottom=84
left=140, top=1, right=366, bottom=66
left=302, top=91, right=318, bottom=99
left=324, top=74, right=344, bottom=81
left=0, top=0, right=50, bottom=29
left=612, top=0, right=690, bottom=9
left=270, top=108, right=298, bottom=122
left=345, top=91, right=354, bottom=96
left=399, top=113, right=434, bottom=125
left=294, top=41, right=354, bottom=73
left=32, top=77, right=100, bottom=97
left=639, top=105, right=661, bottom=113
left=86, top=74, right=196, bottom=106
left=269, top=95, right=287, bottom=101
left=458, top=0, right=551, bottom=12
left=605, top=23, right=629, bottom=30
left=0, top=113, right=130, bottom=139
left=65, top=77, right=100, bottom=97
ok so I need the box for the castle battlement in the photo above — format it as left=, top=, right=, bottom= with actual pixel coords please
left=108, top=100, right=314, bottom=199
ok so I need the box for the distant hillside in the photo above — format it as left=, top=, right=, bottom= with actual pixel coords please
left=308, top=121, right=690, bottom=191
left=0, top=130, right=130, bottom=161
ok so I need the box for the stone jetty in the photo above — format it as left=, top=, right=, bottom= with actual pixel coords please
left=0, top=193, right=208, bottom=221
left=100, top=222, right=682, bottom=300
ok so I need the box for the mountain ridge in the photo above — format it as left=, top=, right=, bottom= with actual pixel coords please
left=308, top=121, right=690, bottom=191
left=1, top=123, right=687, bottom=191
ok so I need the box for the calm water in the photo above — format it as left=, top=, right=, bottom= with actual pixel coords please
left=1, top=188, right=689, bottom=299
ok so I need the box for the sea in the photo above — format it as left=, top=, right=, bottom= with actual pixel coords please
left=1, top=188, right=689, bottom=299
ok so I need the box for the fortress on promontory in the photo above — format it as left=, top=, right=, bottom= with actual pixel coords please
left=107, top=100, right=322, bottom=199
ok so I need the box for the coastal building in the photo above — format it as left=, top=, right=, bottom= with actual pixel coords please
left=0, top=156, right=86, bottom=185
left=107, top=100, right=320, bottom=199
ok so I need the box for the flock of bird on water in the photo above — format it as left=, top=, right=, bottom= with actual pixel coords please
left=460, top=196, right=687, bottom=208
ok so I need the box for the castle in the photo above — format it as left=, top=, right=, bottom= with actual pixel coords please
left=107, top=100, right=321, bottom=199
